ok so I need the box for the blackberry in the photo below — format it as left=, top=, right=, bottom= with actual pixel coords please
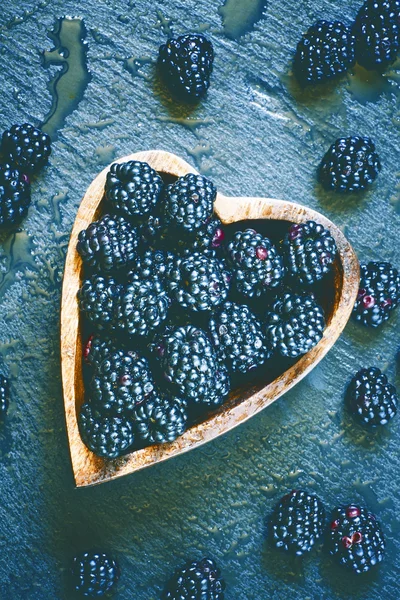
left=270, top=490, right=325, bottom=556
left=265, top=291, right=325, bottom=358
left=1, top=123, right=51, bottom=175
left=78, top=402, right=135, bottom=459
left=116, top=279, right=170, bottom=336
left=78, top=275, right=121, bottom=331
left=163, top=557, right=225, bottom=600
left=91, top=350, right=155, bottom=414
left=328, top=504, right=385, bottom=573
left=168, top=252, right=231, bottom=312
left=188, top=362, right=230, bottom=408
left=134, top=392, right=188, bottom=444
left=318, top=137, right=381, bottom=193
left=0, top=374, right=10, bottom=420
left=346, top=367, right=397, bottom=426
left=209, top=302, right=270, bottom=373
left=83, top=334, right=116, bottom=370
left=158, top=33, right=214, bottom=102
left=282, top=221, right=338, bottom=285
left=226, top=229, right=285, bottom=298
left=105, top=160, right=163, bottom=219
left=189, top=216, right=226, bottom=254
left=0, top=163, right=31, bottom=228
left=71, top=550, right=119, bottom=597
left=353, top=261, right=400, bottom=327
left=294, top=20, right=356, bottom=86
left=77, top=214, right=139, bottom=273
left=353, top=0, right=400, bottom=71
left=154, top=326, right=218, bottom=397
left=128, top=250, right=173, bottom=287
left=164, top=174, right=215, bottom=234
left=139, top=211, right=165, bottom=247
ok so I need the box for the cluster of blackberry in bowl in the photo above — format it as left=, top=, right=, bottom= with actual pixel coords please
left=76, top=160, right=340, bottom=460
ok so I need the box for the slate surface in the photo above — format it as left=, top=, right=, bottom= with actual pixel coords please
left=0, top=0, right=399, bottom=598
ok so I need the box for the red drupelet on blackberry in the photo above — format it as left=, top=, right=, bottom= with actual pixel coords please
left=78, top=402, right=135, bottom=459
left=353, top=261, right=400, bottom=327
left=158, top=33, right=214, bottom=102
left=1, top=123, right=51, bottom=176
left=346, top=367, right=397, bottom=426
left=270, top=489, right=325, bottom=555
left=163, top=557, right=225, bottom=600
left=328, top=504, right=385, bottom=573
left=0, top=163, right=31, bottom=229
left=294, top=21, right=356, bottom=86
left=71, top=550, right=119, bottom=597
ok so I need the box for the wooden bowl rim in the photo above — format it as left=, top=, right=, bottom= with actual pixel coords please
left=61, top=150, right=360, bottom=488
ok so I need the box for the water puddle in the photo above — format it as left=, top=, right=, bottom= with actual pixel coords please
left=41, top=16, right=91, bottom=141
left=0, top=230, right=36, bottom=297
left=219, top=0, right=268, bottom=40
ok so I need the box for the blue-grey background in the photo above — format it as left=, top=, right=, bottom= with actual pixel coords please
left=0, top=0, right=399, bottom=598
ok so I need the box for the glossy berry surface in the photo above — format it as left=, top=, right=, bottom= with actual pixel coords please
left=134, top=392, right=188, bottom=444
left=353, top=261, right=400, bottom=327
left=0, top=163, right=31, bottom=228
left=1, top=123, right=51, bottom=175
left=78, top=402, right=135, bottom=458
left=163, top=557, right=225, bottom=600
left=164, top=174, right=215, bottom=234
left=71, top=550, right=119, bottom=597
left=346, top=366, right=397, bottom=426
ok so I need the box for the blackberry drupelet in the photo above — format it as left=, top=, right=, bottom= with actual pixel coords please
left=0, top=163, right=31, bottom=228
left=128, top=250, right=173, bottom=287
left=0, top=374, right=10, bottom=420
left=226, top=229, right=285, bottom=298
left=134, top=392, right=188, bottom=444
left=353, top=261, right=400, bottom=327
left=91, top=350, right=155, bottom=414
left=353, top=0, right=400, bottom=71
left=328, top=504, right=385, bottom=573
left=78, top=275, right=121, bottom=331
left=139, top=211, right=165, bottom=247
left=282, top=221, right=338, bottom=286
left=318, top=137, right=381, bottom=193
left=209, top=302, right=270, bottom=373
left=158, top=33, right=214, bottom=102
left=163, top=557, right=225, bottom=600
left=294, top=20, right=356, bottom=86
left=164, top=174, right=215, bottom=234
left=188, top=362, right=230, bottom=408
left=78, top=402, right=135, bottom=459
left=105, top=160, right=163, bottom=219
left=265, top=291, right=325, bottom=358
left=116, top=279, right=170, bottom=336
left=270, top=490, right=325, bottom=556
left=346, top=367, right=398, bottom=426
left=77, top=214, right=139, bottom=273
left=1, top=123, right=51, bottom=175
left=154, top=326, right=218, bottom=397
left=168, top=252, right=231, bottom=312
left=71, top=550, right=119, bottom=597
left=83, top=334, right=116, bottom=370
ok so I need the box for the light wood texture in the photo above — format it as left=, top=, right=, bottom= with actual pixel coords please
left=61, top=150, right=360, bottom=488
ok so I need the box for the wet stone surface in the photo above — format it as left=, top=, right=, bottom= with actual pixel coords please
left=0, top=0, right=400, bottom=598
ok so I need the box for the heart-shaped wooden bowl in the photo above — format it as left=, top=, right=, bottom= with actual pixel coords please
left=61, top=150, right=359, bottom=488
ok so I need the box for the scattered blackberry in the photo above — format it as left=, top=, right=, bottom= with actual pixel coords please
left=209, top=302, right=270, bottom=373
left=265, top=291, right=325, bottom=358
left=91, top=350, right=155, bottom=414
left=128, top=250, right=173, bottom=287
left=78, top=402, right=135, bottom=459
left=328, top=504, right=385, bottom=573
left=353, top=0, right=400, bottom=71
left=77, top=214, right=139, bottom=273
left=282, top=221, right=338, bottom=285
left=154, top=326, right=218, bottom=397
left=78, top=275, right=121, bottom=331
left=0, top=374, right=10, bottom=420
left=134, top=392, right=188, bottom=444
left=226, top=229, right=285, bottom=298
left=164, top=174, right=215, bottom=234
left=71, top=550, right=119, bottom=597
left=168, top=252, right=231, bottom=312
left=105, top=160, right=163, bottom=219
left=294, top=20, right=356, bottom=86
left=270, top=490, right=325, bottom=556
left=0, top=163, right=31, bottom=228
left=353, top=261, right=400, bottom=327
left=83, top=334, right=116, bottom=370
left=163, top=557, right=225, bottom=600
left=1, top=123, right=51, bottom=175
left=158, top=33, right=214, bottom=102
left=318, top=137, right=381, bottom=193
left=346, top=367, right=398, bottom=426
left=116, top=279, right=170, bottom=336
